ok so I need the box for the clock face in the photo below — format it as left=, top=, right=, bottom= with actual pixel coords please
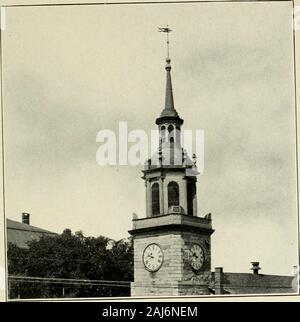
left=143, top=243, right=164, bottom=272
left=189, top=244, right=205, bottom=271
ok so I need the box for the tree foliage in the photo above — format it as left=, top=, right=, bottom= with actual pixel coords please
left=7, top=229, right=133, bottom=298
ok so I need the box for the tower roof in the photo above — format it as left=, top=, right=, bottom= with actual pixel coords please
left=161, top=58, right=178, bottom=117
left=156, top=58, right=183, bottom=125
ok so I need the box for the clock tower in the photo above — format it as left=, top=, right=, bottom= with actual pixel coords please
left=129, top=33, right=214, bottom=297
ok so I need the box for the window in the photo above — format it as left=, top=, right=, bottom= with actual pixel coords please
left=187, top=181, right=196, bottom=215
left=151, top=183, right=160, bottom=216
left=167, top=124, right=174, bottom=133
left=168, top=125, right=174, bottom=143
left=168, top=181, right=179, bottom=207
left=160, top=126, right=166, bottom=143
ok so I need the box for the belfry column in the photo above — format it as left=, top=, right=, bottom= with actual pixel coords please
left=193, top=185, right=198, bottom=216
left=163, top=182, right=168, bottom=214
left=180, top=178, right=188, bottom=214
left=146, top=181, right=151, bottom=217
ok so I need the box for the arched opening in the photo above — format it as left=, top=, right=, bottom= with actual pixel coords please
left=167, top=125, right=174, bottom=142
left=151, top=183, right=160, bottom=216
left=167, top=124, right=175, bottom=150
left=187, top=181, right=196, bottom=215
left=168, top=181, right=179, bottom=208
left=160, top=125, right=166, bottom=141
left=167, top=124, right=173, bottom=133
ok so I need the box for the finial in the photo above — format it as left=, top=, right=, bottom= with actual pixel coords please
left=192, top=153, right=197, bottom=165
left=132, top=212, right=139, bottom=220
left=158, top=25, right=172, bottom=60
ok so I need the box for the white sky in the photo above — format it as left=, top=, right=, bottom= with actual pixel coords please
left=2, top=1, right=299, bottom=275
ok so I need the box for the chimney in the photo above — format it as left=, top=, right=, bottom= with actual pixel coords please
left=250, top=261, right=261, bottom=275
left=22, top=213, right=30, bottom=225
left=214, top=267, right=224, bottom=295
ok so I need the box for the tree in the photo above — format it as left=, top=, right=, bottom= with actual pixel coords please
left=7, top=229, right=133, bottom=298
left=107, top=237, right=133, bottom=281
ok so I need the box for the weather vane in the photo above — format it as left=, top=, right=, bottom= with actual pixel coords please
left=158, top=25, right=172, bottom=59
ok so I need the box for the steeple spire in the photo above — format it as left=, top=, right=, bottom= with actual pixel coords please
left=161, top=57, right=178, bottom=117
left=157, top=26, right=180, bottom=119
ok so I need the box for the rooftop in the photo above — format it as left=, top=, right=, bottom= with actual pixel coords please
left=6, top=218, right=57, bottom=249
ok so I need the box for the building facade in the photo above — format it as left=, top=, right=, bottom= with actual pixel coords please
left=7, top=213, right=57, bottom=249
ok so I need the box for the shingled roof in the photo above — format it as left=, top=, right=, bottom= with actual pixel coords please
left=6, top=218, right=57, bottom=249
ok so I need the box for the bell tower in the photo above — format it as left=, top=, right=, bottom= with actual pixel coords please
left=129, top=28, right=214, bottom=297
left=144, top=55, right=198, bottom=219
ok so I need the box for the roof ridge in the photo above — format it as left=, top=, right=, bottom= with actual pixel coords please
left=6, top=218, right=57, bottom=234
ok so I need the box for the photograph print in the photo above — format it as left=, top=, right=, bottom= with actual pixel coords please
left=1, top=1, right=299, bottom=299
